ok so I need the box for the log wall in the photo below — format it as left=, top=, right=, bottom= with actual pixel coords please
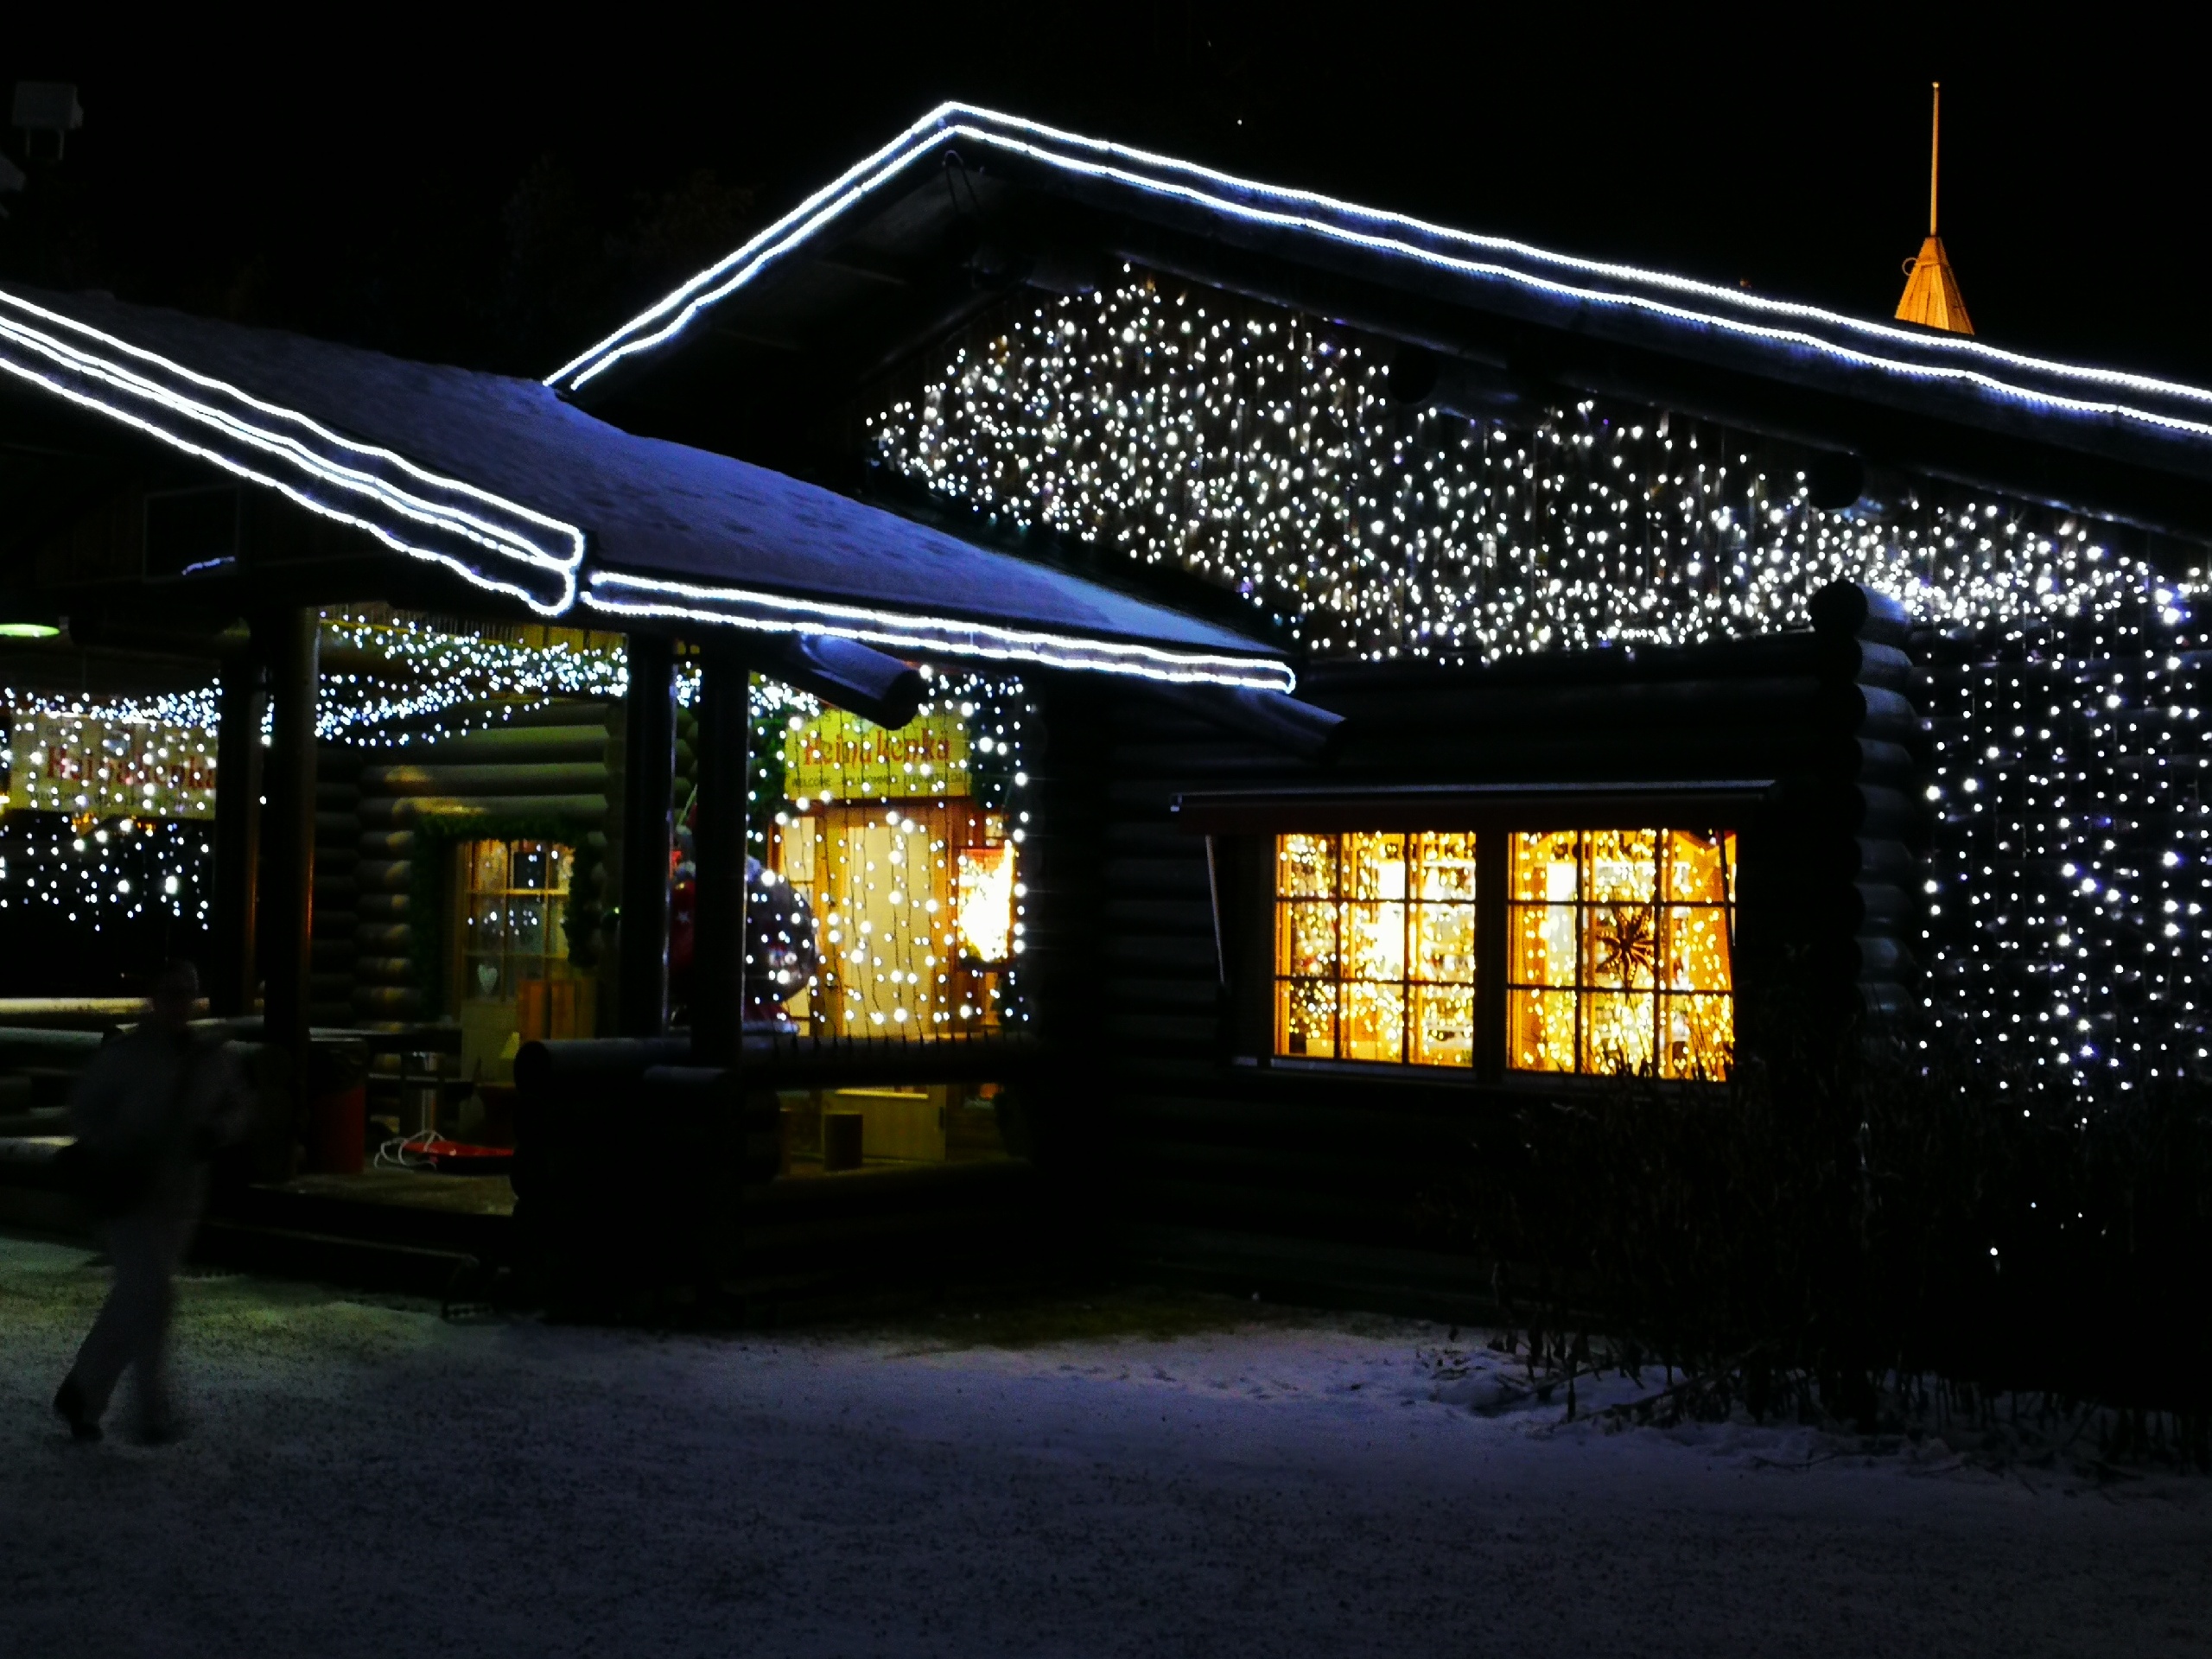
left=1026, top=583, right=1932, bottom=1306
left=312, top=701, right=619, bottom=1026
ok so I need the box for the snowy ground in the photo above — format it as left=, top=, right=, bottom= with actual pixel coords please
left=3, top=1231, right=2208, bottom=1657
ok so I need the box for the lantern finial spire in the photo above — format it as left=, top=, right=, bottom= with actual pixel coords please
left=1896, top=81, right=1974, bottom=334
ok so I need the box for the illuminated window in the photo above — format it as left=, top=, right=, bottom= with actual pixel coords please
left=775, top=804, right=1014, bottom=1037
left=459, top=839, right=573, bottom=1001
left=1274, top=831, right=1478, bottom=1066
left=1508, top=830, right=1735, bottom=1078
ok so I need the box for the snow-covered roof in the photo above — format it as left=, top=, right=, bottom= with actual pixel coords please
left=0, top=283, right=1292, bottom=690
left=546, top=105, right=2212, bottom=540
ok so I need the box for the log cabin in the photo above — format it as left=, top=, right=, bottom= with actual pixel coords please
left=5, top=105, right=2209, bottom=1313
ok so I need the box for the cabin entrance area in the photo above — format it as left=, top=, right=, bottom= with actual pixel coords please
left=0, top=609, right=1035, bottom=1291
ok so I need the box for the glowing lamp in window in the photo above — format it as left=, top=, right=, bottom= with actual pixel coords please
left=955, top=840, right=1016, bottom=963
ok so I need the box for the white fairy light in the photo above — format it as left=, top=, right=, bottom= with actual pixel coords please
left=870, top=275, right=2211, bottom=1098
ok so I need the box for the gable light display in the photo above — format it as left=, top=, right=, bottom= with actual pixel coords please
left=872, top=278, right=2180, bottom=664
left=552, top=102, right=2212, bottom=447
left=871, top=276, right=2212, bottom=1100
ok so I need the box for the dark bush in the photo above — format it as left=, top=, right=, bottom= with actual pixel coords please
left=1452, top=1032, right=2212, bottom=1446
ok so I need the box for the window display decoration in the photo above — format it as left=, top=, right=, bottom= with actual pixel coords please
left=955, top=837, right=1016, bottom=965
left=1507, top=830, right=1736, bottom=1080
left=1274, top=831, right=1478, bottom=1067
left=769, top=671, right=1032, bottom=1035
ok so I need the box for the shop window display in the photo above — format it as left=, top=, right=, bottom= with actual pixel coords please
left=1273, top=831, right=1478, bottom=1066
left=771, top=702, right=1019, bottom=1037
left=760, top=683, right=1030, bottom=1174
left=1507, top=830, right=1735, bottom=1078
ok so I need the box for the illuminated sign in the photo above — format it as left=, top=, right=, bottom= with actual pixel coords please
left=785, top=707, right=970, bottom=801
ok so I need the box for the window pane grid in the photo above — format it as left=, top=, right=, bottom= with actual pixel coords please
left=462, top=838, right=573, bottom=1001
left=1274, top=832, right=1476, bottom=1067
left=1506, top=829, right=1735, bottom=1079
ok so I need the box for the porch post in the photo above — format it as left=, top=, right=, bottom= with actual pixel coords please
left=688, top=642, right=750, bottom=1067
left=258, top=607, right=319, bottom=1102
left=618, top=633, right=677, bottom=1036
left=208, top=645, right=266, bottom=1018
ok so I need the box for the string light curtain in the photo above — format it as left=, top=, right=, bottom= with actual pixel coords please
left=868, top=275, right=2185, bottom=665
left=871, top=273, right=2212, bottom=1101
left=0, top=814, right=212, bottom=932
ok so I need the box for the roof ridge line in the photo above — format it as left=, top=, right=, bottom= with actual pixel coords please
left=543, top=103, right=2212, bottom=429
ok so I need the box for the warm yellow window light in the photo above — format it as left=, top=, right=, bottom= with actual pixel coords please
left=1507, top=829, right=1735, bottom=1079
left=1274, top=830, right=1477, bottom=1066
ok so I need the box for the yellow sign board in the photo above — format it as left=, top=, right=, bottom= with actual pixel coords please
left=4, top=710, right=217, bottom=820
left=784, top=709, right=970, bottom=801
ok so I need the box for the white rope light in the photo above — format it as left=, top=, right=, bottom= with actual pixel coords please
left=550, top=102, right=2212, bottom=445
left=582, top=569, right=1295, bottom=690
left=0, top=288, right=585, bottom=615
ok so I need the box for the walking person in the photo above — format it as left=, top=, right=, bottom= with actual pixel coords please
left=52, top=960, right=252, bottom=1444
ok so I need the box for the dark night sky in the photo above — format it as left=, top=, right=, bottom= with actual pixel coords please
left=3, top=14, right=2202, bottom=385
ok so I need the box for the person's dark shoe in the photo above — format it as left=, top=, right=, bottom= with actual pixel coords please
left=52, top=1379, right=101, bottom=1443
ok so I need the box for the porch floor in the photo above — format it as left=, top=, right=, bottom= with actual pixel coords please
left=270, top=1169, right=516, bottom=1216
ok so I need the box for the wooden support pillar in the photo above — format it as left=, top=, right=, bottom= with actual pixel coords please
left=689, top=643, right=751, bottom=1068
left=618, top=633, right=677, bottom=1037
left=1476, top=831, right=1509, bottom=1084
left=208, top=645, right=266, bottom=1019
left=258, top=609, right=319, bottom=1097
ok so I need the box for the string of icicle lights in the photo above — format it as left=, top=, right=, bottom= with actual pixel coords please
left=0, top=815, right=213, bottom=931
left=758, top=664, right=1033, bottom=1032
left=870, top=272, right=2212, bottom=1099
left=868, top=273, right=2192, bottom=662
left=1926, top=641, right=2212, bottom=1098
left=320, top=612, right=628, bottom=745
left=0, top=689, right=222, bottom=934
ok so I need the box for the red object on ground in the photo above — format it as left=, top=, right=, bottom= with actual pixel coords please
left=414, top=1139, right=515, bottom=1175
left=309, top=1084, right=366, bottom=1175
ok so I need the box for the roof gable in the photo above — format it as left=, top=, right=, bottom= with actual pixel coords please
left=550, top=104, right=2212, bottom=541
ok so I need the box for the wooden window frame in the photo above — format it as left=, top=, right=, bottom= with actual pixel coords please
left=450, top=836, right=575, bottom=1011
left=1187, top=783, right=1770, bottom=1087
left=1268, top=830, right=1484, bottom=1071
